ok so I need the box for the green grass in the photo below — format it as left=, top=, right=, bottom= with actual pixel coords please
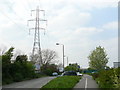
left=41, top=76, right=81, bottom=88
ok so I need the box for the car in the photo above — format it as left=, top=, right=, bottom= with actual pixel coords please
left=62, top=71, right=77, bottom=76
left=52, top=72, right=58, bottom=76
left=77, top=72, right=83, bottom=76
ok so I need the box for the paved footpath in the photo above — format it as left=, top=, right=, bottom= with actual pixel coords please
left=74, top=74, right=98, bottom=89
left=2, top=76, right=55, bottom=89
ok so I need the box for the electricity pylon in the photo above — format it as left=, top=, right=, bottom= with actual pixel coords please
left=28, top=6, right=47, bottom=66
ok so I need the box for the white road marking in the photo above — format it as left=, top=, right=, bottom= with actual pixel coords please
left=85, top=78, right=87, bottom=89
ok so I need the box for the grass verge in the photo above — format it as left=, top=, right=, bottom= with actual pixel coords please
left=41, top=76, right=81, bottom=88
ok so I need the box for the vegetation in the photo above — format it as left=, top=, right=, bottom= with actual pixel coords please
left=91, top=68, right=120, bottom=88
left=41, top=64, right=59, bottom=76
left=42, top=76, right=81, bottom=88
left=64, top=63, right=80, bottom=72
left=2, top=47, right=46, bottom=85
left=88, top=46, right=109, bottom=71
left=30, top=49, right=58, bottom=65
left=29, top=49, right=59, bottom=76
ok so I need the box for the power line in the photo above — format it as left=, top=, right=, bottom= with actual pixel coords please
left=0, top=10, right=26, bottom=30
left=4, top=1, right=28, bottom=21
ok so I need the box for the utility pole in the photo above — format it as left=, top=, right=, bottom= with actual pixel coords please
left=67, top=56, right=68, bottom=66
left=28, top=6, right=47, bottom=66
left=56, top=43, right=65, bottom=71
left=63, top=45, right=64, bottom=69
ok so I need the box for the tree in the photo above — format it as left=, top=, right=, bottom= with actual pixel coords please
left=15, top=55, right=27, bottom=63
left=57, top=63, right=63, bottom=69
left=88, top=46, right=108, bottom=71
left=64, top=63, right=80, bottom=72
left=41, top=64, right=58, bottom=76
left=2, top=47, right=14, bottom=84
left=13, top=49, right=23, bottom=60
left=41, top=49, right=58, bottom=65
left=14, top=55, right=35, bottom=80
left=30, top=49, right=58, bottom=65
left=29, top=54, right=39, bottom=64
left=2, top=47, right=36, bottom=84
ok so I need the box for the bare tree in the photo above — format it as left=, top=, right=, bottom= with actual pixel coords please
left=57, top=63, right=63, bottom=69
left=41, top=49, right=58, bottom=65
left=29, top=49, right=58, bottom=65
left=29, top=54, right=39, bottom=64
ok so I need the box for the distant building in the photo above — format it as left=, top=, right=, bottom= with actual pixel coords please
left=113, top=62, right=120, bottom=68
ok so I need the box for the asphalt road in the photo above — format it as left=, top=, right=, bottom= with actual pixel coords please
left=2, top=76, right=56, bottom=89
left=74, top=74, right=98, bottom=89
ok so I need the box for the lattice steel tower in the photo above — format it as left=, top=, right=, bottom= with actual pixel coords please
left=28, top=6, right=47, bottom=65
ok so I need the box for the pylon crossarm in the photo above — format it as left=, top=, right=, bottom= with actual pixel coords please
left=29, top=28, right=45, bottom=30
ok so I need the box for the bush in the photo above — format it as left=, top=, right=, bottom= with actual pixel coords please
left=43, top=68, right=53, bottom=76
left=41, top=64, right=58, bottom=76
left=2, top=74, right=13, bottom=84
left=91, top=68, right=120, bottom=88
left=34, top=73, right=47, bottom=78
left=113, top=68, right=120, bottom=88
left=2, top=47, right=47, bottom=85
left=13, top=73, right=23, bottom=82
left=98, top=70, right=114, bottom=88
left=91, top=73, right=99, bottom=80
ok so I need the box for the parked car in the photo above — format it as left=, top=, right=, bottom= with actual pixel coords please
left=52, top=72, right=58, bottom=76
left=77, top=72, right=83, bottom=76
left=62, top=71, right=77, bottom=76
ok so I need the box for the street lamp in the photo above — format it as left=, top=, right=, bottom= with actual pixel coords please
left=67, top=56, right=69, bottom=66
left=56, top=43, right=64, bottom=71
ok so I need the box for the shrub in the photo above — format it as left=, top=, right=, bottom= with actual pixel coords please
left=13, top=73, right=23, bottom=82
left=91, top=73, right=99, bottom=80
left=41, top=64, right=58, bottom=76
left=2, top=74, right=13, bottom=84
left=91, top=68, right=120, bottom=88
left=113, top=68, right=120, bottom=88
left=2, top=47, right=47, bottom=85
left=98, top=70, right=114, bottom=88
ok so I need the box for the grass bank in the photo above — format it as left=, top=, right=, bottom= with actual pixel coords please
left=41, top=76, right=81, bottom=88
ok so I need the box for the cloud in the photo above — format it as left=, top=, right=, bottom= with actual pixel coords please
left=40, top=0, right=119, bottom=12
left=102, top=21, right=118, bottom=30
left=74, top=27, right=103, bottom=36
left=50, top=21, right=118, bottom=68
left=49, top=10, right=91, bottom=31
left=0, top=0, right=118, bottom=68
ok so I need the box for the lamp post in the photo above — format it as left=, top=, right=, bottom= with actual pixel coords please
left=67, top=56, right=68, bottom=66
left=56, top=43, right=64, bottom=71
